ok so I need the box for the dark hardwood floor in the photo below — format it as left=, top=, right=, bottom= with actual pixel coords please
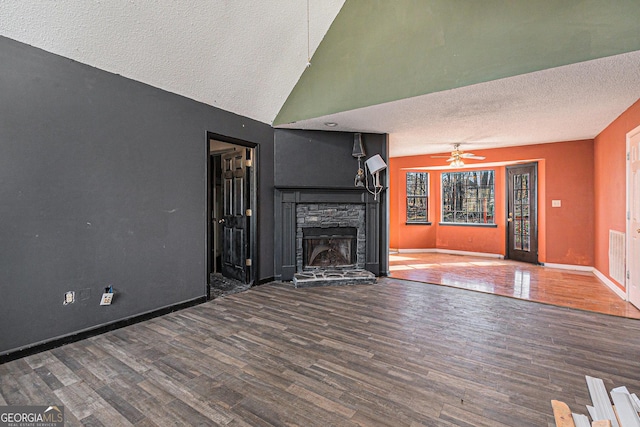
left=2, top=279, right=640, bottom=426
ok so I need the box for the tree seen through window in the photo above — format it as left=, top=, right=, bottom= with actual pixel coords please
left=441, top=170, right=495, bottom=224
left=406, top=172, right=428, bottom=223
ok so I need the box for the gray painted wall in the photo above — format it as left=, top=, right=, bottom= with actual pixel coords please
left=0, top=36, right=274, bottom=354
left=273, top=129, right=389, bottom=277
left=274, top=129, right=387, bottom=188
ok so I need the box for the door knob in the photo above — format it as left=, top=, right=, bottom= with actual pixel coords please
left=218, top=219, right=225, bottom=224
left=507, top=218, right=513, bottom=222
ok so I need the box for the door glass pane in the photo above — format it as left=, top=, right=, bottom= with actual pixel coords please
left=512, top=173, right=532, bottom=253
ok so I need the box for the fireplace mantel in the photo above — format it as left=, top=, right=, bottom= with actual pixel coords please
left=274, top=187, right=383, bottom=281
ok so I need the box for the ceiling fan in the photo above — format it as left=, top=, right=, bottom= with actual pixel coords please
left=431, top=143, right=486, bottom=167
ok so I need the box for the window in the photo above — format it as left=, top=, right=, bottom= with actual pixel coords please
left=406, top=172, right=429, bottom=223
left=441, top=170, right=495, bottom=224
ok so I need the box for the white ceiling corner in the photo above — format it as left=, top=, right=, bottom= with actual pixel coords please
left=0, top=0, right=345, bottom=124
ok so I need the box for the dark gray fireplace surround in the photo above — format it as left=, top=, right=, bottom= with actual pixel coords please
left=274, top=188, right=383, bottom=285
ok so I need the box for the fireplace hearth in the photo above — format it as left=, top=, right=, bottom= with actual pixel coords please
left=292, top=268, right=376, bottom=288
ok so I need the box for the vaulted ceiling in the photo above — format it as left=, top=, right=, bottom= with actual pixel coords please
left=2, top=1, right=640, bottom=157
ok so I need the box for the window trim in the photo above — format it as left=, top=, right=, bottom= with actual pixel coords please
left=406, top=172, right=429, bottom=224
left=440, top=169, right=495, bottom=226
left=438, top=222, right=497, bottom=228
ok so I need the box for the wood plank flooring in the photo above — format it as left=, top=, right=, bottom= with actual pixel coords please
left=389, top=252, right=640, bottom=319
left=2, top=279, right=640, bottom=426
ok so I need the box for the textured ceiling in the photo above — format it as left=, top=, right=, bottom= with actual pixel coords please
left=0, top=0, right=345, bottom=124
left=276, top=0, right=640, bottom=157
left=2, top=1, right=640, bottom=158
left=281, top=50, right=640, bottom=157
left=275, top=0, right=640, bottom=126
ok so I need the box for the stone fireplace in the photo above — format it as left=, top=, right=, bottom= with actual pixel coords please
left=274, top=188, right=383, bottom=287
left=296, top=203, right=365, bottom=271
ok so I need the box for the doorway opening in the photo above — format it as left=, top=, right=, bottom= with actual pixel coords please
left=506, top=162, right=538, bottom=264
left=207, top=133, right=257, bottom=299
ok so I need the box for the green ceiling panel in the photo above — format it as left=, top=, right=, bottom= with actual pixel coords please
left=274, top=0, right=640, bottom=125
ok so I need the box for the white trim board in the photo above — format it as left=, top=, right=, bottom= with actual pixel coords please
left=396, top=248, right=504, bottom=258
left=541, top=262, right=594, bottom=272
left=594, top=268, right=627, bottom=300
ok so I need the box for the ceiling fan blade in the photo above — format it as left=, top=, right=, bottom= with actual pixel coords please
left=460, top=152, right=484, bottom=158
left=465, top=155, right=486, bottom=160
left=430, top=155, right=451, bottom=158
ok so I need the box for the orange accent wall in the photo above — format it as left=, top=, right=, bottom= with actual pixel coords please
left=390, top=139, right=594, bottom=266
left=594, top=99, right=640, bottom=290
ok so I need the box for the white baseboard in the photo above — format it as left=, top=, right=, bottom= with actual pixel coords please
left=542, top=263, right=594, bottom=272
left=396, top=248, right=503, bottom=259
left=396, top=248, right=437, bottom=253
left=593, top=268, right=627, bottom=300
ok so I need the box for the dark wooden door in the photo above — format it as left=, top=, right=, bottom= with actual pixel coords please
left=506, top=163, right=538, bottom=264
left=221, top=149, right=248, bottom=282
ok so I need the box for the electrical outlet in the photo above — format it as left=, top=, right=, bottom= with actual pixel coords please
left=64, top=291, right=75, bottom=305
left=100, top=293, right=113, bottom=306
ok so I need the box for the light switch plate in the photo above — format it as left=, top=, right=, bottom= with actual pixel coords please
left=100, top=293, right=113, bottom=305
left=552, top=200, right=561, bottom=208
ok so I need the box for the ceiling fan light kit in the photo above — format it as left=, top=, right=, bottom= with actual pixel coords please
left=450, top=158, right=465, bottom=168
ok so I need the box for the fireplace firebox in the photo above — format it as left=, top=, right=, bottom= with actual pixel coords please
left=303, top=227, right=357, bottom=268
